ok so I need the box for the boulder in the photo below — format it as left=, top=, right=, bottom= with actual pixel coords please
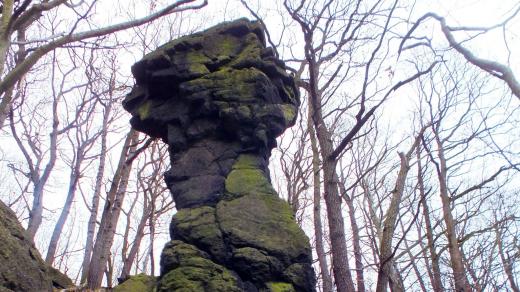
left=0, top=201, right=73, bottom=291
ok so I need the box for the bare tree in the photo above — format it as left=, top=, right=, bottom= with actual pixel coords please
left=400, top=6, right=520, bottom=99
left=280, top=1, right=437, bottom=290
left=86, top=128, right=145, bottom=289
left=119, top=141, right=172, bottom=281
left=0, top=0, right=208, bottom=129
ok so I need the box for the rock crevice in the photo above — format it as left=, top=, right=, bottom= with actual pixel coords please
left=124, top=18, right=315, bottom=292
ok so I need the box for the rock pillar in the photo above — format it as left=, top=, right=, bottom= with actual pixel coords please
left=123, top=19, right=315, bottom=292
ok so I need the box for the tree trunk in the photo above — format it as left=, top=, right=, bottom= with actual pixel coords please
left=87, top=129, right=139, bottom=289
left=376, top=152, right=410, bottom=292
left=26, top=53, right=61, bottom=239
left=343, top=188, right=366, bottom=292
left=120, top=203, right=149, bottom=280
left=308, top=105, right=334, bottom=292
left=418, top=151, right=444, bottom=292
left=496, top=225, right=520, bottom=292
left=80, top=95, right=111, bottom=283
left=0, top=0, right=14, bottom=78
left=304, top=35, right=355, bottom=291
left=433, top=137, right=471, bottom=292
left=45, top=151, right=82, bottom=265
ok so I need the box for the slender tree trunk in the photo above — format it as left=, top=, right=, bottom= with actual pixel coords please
left=26, top=87, right=60, bottom=239
left=87, top=129, right=139, bottom=289
left=496, top=225, right=520, bottom=292
left=308, top=105, right=334, bottom=292
left=417, top=147, right=444, bottom=292
left=106, top=253, right=114, bottom=288
left=363, top=182, right=404, bottom=292
left=45, top=152, right=82, bottom=265
left=0, top=0, right=14, bottom=78
left=343, top=189, right=365, bottom=292
left=120, top=204, right=149, bottom=280
left=304, top=36, right=355, bottom=291
left=432, top=137, right=471, bottom=292
left=401, top=224, right=428, bottom=292
left=80, top=98, right=111, bottom=283
left=376, top=152, right=410, bottom=292
left=149, top=209, right=156, bottom=276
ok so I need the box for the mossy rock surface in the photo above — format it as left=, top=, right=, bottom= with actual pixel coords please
left=225, top=154, right=275, bottom=198
left=113, top=274, right=156, bottom=292
left=0, top=201, right=74, bottom=292
left=124, top=18, right=315, bottom=292
left=158, top=250, right=241, bottom=292
left=170, top=207, right=226, bottom=260
left=231, top=247, right=283, bottom=283
left=160, top=240, right=211, bottom=274
left=216, top=194, right=311, bottom=264
left=264, top=282, right=296, bottom=292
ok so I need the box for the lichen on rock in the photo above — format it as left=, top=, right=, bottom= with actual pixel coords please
left=0, top=201, right=73, bottom=291
left=124, top=18, right=315, bottom=291
left=113, top=274, right=156, bottom=292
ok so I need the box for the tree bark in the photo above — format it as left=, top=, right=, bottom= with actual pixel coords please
left=308, top=105, right=334, bottom=292
left=119, top=201, right=149, bottom=280
left=87, top=129, right=139, bottom=289
left=305, top=53, right=355, bottom=290
left=45, top=150, right=82, bottom=265
left=80, top=102, right=110, bottom=283
left=417, top=147, right=444, bottom=292
left=496, top=225, right=520, bottom=292
left=25, top=76, right=60, bottom=239
left=431, top=135, right=471, bottom=292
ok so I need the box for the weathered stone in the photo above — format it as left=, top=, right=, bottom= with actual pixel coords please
left=158, top=248, right=241, bottom=292
left=224, top=154, right=275, bottom=198
left=160, top=240, right=211, bottom=274
left=170, top=207, right=226, bottom=260
left=231, top=247, right=283, bottom=283
left=113, top=274, right=156, bottom=292
left=283, top=263, right=316, bottom=292
left=0, top=201, right=73, bottom=291
left=264, top=282, right=296, bottom=292
left=124, top=18, right=315, bottom=291
left=216, top=194, right=311, bottom=265
left=167, top=175, right=225, bottom=209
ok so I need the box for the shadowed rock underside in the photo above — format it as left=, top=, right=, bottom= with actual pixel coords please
left=123, top=18, right=315, bottom=292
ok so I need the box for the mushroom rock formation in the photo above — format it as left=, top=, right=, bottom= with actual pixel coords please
left=123, top=18, right=316, bottom=292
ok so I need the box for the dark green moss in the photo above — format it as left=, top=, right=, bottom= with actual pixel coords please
left=224, top=154, right=275, bottom=198
left=158, top=255, right=241, bottom=292
left=264, top=282, right=296, bottom=292
left=113, top=274, right=156, bottom=292
left=171, top=207, right=226, bottom=260
left=216, top=194, right=311, bottom=264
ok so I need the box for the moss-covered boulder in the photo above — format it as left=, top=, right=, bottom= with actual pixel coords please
left=158, top=243, right=241, bottom=292
left=113, top=274, right=156, bottom=292
left=170, top=207, right=226, bottom=260
left=217, top=194, right=311, bottom=264
left=124, top=18, right=315, bottom=292
left=0, top=201, right=73, bottom=291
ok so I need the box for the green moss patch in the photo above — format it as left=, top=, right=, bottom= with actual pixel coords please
left=157, top=254, right=241, bottom=292
left=113, top=274, right=156, bottom=292
left=225, top=154, right=275, bottom=198
left=137, top=100, right=152, bottom=120
left=171, top=207, right=226, bottom=260
left=265, top=282, right=296, bottom=292
left=216, top=194, right=311, bottom=264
